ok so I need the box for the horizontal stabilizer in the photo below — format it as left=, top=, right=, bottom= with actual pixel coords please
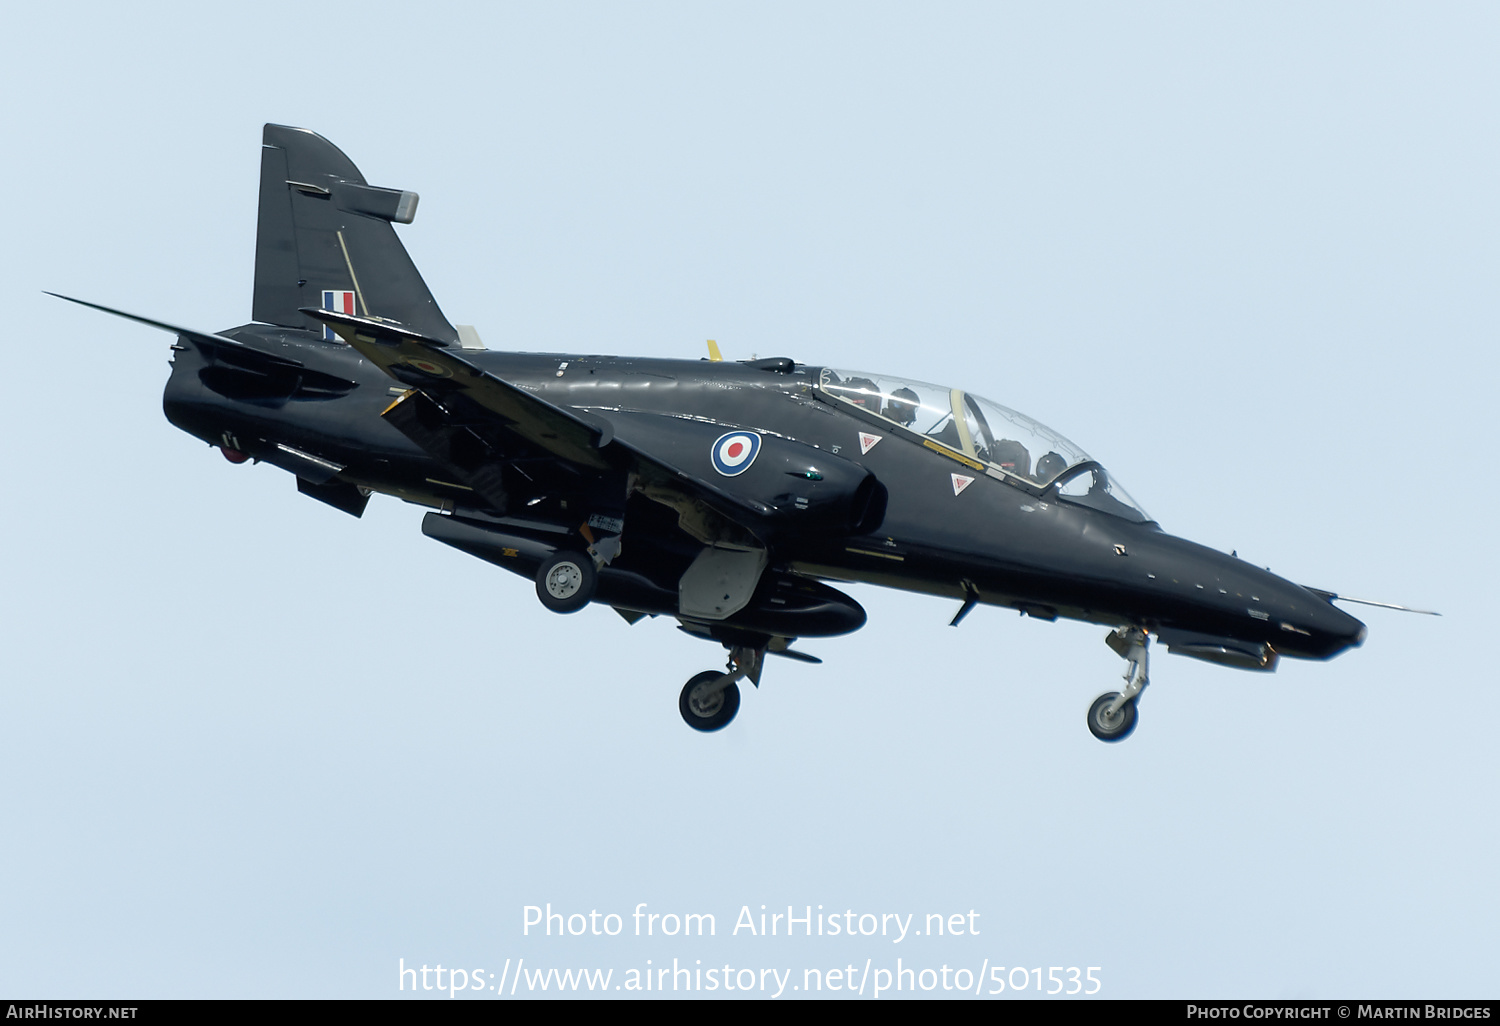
left=48, top=292, right=303, bottom=367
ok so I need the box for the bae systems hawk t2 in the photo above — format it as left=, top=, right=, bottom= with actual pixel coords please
left=54, top=125, right=1420, bottom=742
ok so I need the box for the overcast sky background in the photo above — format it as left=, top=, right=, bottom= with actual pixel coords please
left=1, top=1, right=1494, bottom=1000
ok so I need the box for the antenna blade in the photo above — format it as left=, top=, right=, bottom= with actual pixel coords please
left=706, top=339, right=723, bottom=362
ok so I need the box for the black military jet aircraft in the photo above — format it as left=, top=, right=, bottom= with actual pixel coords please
left=55, top=124, right=1401, bottom=742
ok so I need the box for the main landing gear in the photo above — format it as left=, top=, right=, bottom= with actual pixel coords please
left=679, top=645, right=764, bottom=732
left=535, top=550, right=597, bottom=613
left=534, top=530, right=622, bottom=614
left=1088, top=626, right=1150, bottom=743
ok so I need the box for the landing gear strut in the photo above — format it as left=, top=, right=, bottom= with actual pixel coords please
left=678, top=645, right=763, bottom=732
left=1089, top=626, right=1149, bottom=742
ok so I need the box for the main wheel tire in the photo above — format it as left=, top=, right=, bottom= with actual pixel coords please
left=1087, top=691, right=1139, bottom=743
left=679, top=671, right=741, bottom=732
left=535, top=551, right=596, bottom=613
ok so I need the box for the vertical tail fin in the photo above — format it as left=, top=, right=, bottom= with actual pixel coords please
left=253, top=124, right=458, bottom=345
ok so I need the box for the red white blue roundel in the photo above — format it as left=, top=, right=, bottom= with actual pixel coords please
left=711, top=431, right=762, bottom=476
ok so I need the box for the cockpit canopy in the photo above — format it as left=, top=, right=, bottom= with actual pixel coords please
left=818, top=368, right=1153, bottom=524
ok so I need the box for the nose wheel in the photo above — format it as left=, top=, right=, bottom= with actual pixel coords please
left=678, top=645, right=763, bottom=732
left=1087, top=691, right=1139, bottom=742
left=679, top=671, right=741, bottom=732
left=1089, top=626, right=1150, bottom=743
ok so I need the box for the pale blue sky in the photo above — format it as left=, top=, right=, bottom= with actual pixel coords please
left=1, top=1, right=1494, bottom=999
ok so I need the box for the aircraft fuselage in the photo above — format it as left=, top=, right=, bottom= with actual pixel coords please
left=162, top=321, right=1366, bottom=666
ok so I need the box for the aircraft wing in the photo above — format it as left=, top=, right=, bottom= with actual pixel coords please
left=305, top=307, right=612, bottom=467
left=304, top=308, right=775, bottom=531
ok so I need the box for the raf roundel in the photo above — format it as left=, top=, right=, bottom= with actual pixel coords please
left=399, top=354, right=452, bottom=378
left=711, top=431, right=762, bottom=477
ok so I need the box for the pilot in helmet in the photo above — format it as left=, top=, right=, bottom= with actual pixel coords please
left=990, top=439, right=1031, bottom=478
left=884, top=387, right=920, bottom=427
left=1034, top=451, right=1068, bottom=485
left=843, top=377, right=881, bottom=412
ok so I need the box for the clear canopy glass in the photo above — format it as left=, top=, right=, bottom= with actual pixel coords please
left=818, top=368, right=1152, bottom=523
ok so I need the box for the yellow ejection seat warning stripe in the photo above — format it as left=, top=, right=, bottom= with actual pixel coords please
left=922, top=438, right=985, bottom=471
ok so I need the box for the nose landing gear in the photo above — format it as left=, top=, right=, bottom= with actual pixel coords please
left=1089, top=626, right=1150, bottom=742
left=679, top=671, right=741, bottom=732
left=678, top=645, right=764, bottom=732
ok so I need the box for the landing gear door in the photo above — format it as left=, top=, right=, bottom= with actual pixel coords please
left=679, top=544, right=768, bottom=620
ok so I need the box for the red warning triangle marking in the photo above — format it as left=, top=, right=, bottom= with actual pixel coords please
left=951, top=473, right=974, bottom=496
left=858, top=432, right=881, bottom=455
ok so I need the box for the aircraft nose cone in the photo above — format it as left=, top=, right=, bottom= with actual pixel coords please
left=1218, top=558, right=1366, bottom=660
left=1308, top=597, right=1367, bottom=658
